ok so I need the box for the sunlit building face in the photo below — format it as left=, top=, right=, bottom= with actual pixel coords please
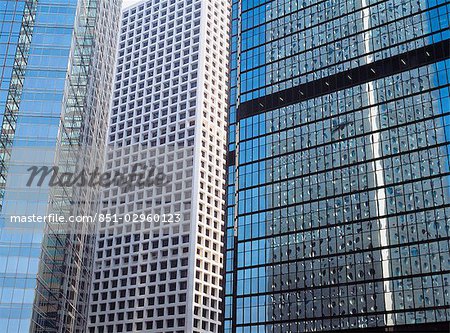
left=87, top=1, right=230, bottom=332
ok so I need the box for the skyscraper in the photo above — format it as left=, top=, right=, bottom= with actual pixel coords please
left=224, top=0, right=450, bottom=332
left=0, top=1, right=121, bottom=332
left=87, top=0, right=230, bottom=332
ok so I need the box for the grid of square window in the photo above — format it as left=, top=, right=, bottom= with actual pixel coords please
left=88, top=0, right=230, bottom=332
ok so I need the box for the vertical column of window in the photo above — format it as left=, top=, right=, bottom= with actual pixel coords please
left=0, top=1, right=25, bottom=123
left=223, top=0, right=240, bottom=332
left=239, top=2, right=267, bottom=102
left=0, top=0, right=37, bottom=212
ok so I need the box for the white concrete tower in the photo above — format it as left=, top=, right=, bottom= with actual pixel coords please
left=87, top=0, right=230, bottom=332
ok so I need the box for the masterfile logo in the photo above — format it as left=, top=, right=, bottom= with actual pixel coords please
left=26, top=163, right=169, bottom=189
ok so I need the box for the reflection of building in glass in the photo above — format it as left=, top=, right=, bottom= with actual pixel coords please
left=87, top=0, right=230, bottom=332
left=0, top=1, right=121, bottom=332
left=224, top=0, right=450, bottom=332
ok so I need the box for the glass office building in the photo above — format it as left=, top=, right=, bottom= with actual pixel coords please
left=0, top=1, right=120, bottom=332
left=224, top=0, right=450, bottom=332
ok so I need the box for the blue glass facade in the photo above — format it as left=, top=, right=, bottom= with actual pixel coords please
left=225, top=0, right=450, bottom=332
left=0, top=2, right=64, bottom=332
left=0, top=1, right=121, bottom=332
left=223, top=0, right=240, bottom=331
left=0, top=1, right=25, bottom=124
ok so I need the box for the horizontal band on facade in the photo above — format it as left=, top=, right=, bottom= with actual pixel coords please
left=237, top=39, right=450, bottom=121
left=234, top=317, right=450, bottom=332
